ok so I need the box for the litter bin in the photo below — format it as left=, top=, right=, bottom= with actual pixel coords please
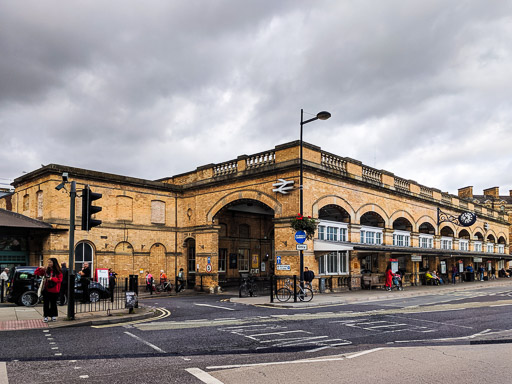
left=319, top=278, right=326, bottom=293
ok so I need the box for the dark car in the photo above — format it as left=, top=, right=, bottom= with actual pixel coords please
left=6, top=266, right=41, bottom=306
left=6, top=266, right=110, bottom=306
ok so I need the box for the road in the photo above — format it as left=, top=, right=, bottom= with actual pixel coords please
left=1, top=285, right=512, bottom=383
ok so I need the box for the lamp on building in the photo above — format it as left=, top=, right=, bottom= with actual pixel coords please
left=299, top=109, right=331, bottom=286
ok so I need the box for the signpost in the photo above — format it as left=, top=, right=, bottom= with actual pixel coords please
left=296, top=244, right=307, bottom=250
left=276, top=265, right=291, bottom=271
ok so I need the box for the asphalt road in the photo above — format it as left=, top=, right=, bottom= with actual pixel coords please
left=2, top=285, right=512, bottom=383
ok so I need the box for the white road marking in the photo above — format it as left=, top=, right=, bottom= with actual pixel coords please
left=195, top=304, right=235, bottom=311
left=186, top=368, right=224, bottom=384
left=0, top=362, right=8, bottom=384
left=249, top=330, right=309, bottom=337
left=79, top=375, right=89, bottom=379
left=490, top=303, right=512, bottom=307
left=124, top=331, right=166, bottom=353
left=346, top=347, right=384, bottom=359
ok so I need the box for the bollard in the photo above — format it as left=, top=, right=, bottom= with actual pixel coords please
left=270, top=275, right=274, bottom=303
left=293, top=275, right=297, bottom=302
left=68, top=273, right=75, bottom=320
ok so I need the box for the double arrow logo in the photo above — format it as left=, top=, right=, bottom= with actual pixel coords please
left=272, top=179, right=295, bottom=194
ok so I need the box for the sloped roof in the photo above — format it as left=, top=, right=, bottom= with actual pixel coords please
left=0, top=209, right=53, bottom=229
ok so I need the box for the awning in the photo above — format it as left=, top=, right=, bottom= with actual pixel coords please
left=313, top=239, right=354, bottom=252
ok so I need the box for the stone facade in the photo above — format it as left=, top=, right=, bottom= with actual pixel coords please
left=1, top=142, right=510, bottom=291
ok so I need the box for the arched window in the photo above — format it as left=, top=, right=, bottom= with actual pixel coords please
left=75, top=242, right=94, bottom=277
left=319, top=205, right=350, bottom=223
left=418, top=222, right=435, bottom=249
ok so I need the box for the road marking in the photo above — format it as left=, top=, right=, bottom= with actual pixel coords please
left=0, top=362, right=8, bottom=384
left=490, top=303, right=512, bottom=307
left=194, top=304, right=235, bottom=311
left=92, top=307, right=171, bottom=328
left=79, top=375, right=89, bottom=379
left=124, top=331, right=166, bottom=353
left=186, top=368, right=224, bottom=384
left=249, top=330, right=309, bottom=337
left=346, top=347, right=384, bottom=359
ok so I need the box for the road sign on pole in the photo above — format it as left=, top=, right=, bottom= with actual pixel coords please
left=295, top=231, right=307, bottom=244
left=296, top=244, right=307, bottom=250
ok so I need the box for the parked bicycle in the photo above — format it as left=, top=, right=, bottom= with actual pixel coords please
left=239, top=276, right=259, bottom=297
left=276, top=278, right=313, bottom=302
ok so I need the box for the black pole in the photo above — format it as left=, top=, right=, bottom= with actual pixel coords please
left=67, top=181, right=76, bottom=320
left=300, top=109, right=304, bottom=288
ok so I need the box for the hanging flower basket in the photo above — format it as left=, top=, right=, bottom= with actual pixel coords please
left=290, top=214, right=318, bottom=240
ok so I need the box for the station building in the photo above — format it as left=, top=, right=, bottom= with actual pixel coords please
left=1, top=141, right=511, bottom=291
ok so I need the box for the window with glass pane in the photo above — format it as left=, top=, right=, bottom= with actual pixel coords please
left=339, top=228, right=347, bottom=242
left=318, top=226, right=325, bottom=240
left=318, top=255, right=326, bottom=274
left=376, top=232, right=382, bottom=244
left=74, top=242, right=93, bottom=276
left=238, top=249, right=249, bottom=271
left=486, top=244, right=494, bottom=253
left=366, top=231, right=374, bottom=244
left=340, top=252, right=348, bottom=273
left=218, top=248, right=227, bottom=272
left=327, top=227, right=337, bottom=241
left=498, top=245, right=505, bottom=253
left=474, top=242, right=482, bottom=252
left=327, top=252, right=338, bottom=273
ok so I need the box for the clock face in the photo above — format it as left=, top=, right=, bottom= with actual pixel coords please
left=459, top=212, right=476, bottom=226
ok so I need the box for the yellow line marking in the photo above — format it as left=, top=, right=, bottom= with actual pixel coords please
left=92, top=307, right=171, bottom=328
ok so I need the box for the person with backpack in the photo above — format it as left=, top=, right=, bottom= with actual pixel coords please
left=304, top=267, right=315, bottom=290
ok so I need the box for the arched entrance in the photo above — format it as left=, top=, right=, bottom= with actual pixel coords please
left=214, top=199, right=275, bottom=287
left=185, top=238, right=196, bottom=288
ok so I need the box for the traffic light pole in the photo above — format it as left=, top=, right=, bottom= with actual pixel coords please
left=67, top=181, right=76, bottom=320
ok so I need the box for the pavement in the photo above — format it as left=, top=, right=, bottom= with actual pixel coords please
left=230, top=277, right=512, bottom=307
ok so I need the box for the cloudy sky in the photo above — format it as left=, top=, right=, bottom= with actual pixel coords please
left=1, top=1, right=511, bottom=196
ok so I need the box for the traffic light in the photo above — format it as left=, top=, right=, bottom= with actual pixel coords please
left=81, top=186, right=102, bottom=231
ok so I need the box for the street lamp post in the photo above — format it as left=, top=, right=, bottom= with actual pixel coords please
left=299, top=109, right=331, bottom=287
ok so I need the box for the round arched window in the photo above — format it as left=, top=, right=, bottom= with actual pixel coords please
left=75, top=242, right=93, bottom=277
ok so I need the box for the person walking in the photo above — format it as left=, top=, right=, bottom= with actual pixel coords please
left=303, top=267, right=315, bottom=290
left=385, top=265, right=395, bottom=291
left=1, top=268, right=9, bottom=299
left=145, top=271, right=154, bottom=295
left=108, top=268, right=117, bottom=301
left=59, top=262, right=68, bottom=306
left=177, top=268, right=185, bottom=293
left=451, top=264, right=458, bottom=284
left=34, top=258, right=63, bottom=322
left=160, top=270, right=167, bottom=284
left=78, top=262, right=91, bottom=303
left=491, top=266, right=496, bottom=280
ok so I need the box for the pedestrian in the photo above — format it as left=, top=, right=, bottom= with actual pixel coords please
left=177, top=268, right=185, bottom=292
left=451, top=265, right=458, bottom=284
left=478, top=265, right=485, bottom=281
left=145, top=271, right=154, bottom=295
left=34, top=258, right=63, bottom=322
left=303, top=267, right=315, bottom=290
left=78, top=262, right=91, bottom=303
left=108, top=268, right=117, bottom=301
left=491, top=266, right=496, bottom=280
left=385, top=265, right=395, bottom=291
left=1, top=268, right=9, bottom=299
left=160, top=270, right=167, bottom=284
left=59, top=262, right=68, bottom=306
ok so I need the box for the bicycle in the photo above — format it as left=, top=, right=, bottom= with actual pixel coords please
left=276, top=278, right=313, bottom=302
left=239, top=277, right=259, bottom=297
left=155, top=280, right=173, bottom=293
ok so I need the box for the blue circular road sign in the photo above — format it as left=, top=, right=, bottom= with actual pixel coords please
left=295, top=230, right=307, bottom=244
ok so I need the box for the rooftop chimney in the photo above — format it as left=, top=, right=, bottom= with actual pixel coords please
left=483, top=187, right=499, bottom=198
left=458, top=186, right=473, bottom=199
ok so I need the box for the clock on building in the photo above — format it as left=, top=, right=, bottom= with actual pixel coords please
left=458, top=211, right=477, bottom=227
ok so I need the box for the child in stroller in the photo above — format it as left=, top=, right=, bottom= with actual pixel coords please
left=391, top=272, right=403, bottom=291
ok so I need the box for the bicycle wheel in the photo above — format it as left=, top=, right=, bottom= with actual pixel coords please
left=249, top=284, right=259, bottom=297
left=298, top=287, right=313, bottom=302
left=276, top=288, right=291, bottom=302
left=239, top=284, right=250, bottom=297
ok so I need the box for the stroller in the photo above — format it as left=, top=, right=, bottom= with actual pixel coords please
left=391, top=273, right=404, bottom=291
